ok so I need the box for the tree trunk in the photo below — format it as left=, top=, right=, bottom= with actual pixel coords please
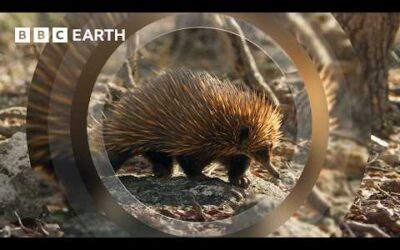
left=333, top=13, right=400, bottom=136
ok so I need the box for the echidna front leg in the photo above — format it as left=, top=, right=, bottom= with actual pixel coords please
left=143, top=151, right=174, bottom=178
left=176, top=154, right=210, bottom=181
left=220, top=154, right=251, bottom=188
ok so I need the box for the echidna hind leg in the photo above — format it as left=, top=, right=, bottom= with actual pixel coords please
left=220, top=154, right=251, bottom=188
left=108, top=150, right=134, bottom=172
left=143, top=151, right=174, bottom=178
left=176, top=155, right=210, bottom=181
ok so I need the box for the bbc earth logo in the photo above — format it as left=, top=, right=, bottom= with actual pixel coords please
left=14, top=27, right=126, bottom=43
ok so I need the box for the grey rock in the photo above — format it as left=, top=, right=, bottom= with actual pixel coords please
left=0, top=132, right=57, bottom=226
left=0, top=132, right=29, bottom=176
left=119, top=175, right=247, bottom=207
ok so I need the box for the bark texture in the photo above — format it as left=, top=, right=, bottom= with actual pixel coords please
left=333, top=13, right=400, bottom=135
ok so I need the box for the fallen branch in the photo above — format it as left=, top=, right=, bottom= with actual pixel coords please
left=307, top=187, right=332, bottom=216
left=345, top=220, right=390, bottom=237
left=225, top=17, right=281, bottom=106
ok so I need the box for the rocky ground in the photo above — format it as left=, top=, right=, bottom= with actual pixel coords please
left=108, top=143, right=300, bottom=235
left=1, top=67, right=399, bottom=237
left=339, top=70, right=400, bottom=237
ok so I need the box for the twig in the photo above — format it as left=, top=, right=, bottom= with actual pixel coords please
left=225, top=17, right=280, bottom=106
left=205, top=164, right=218, bottom=176
left=367, top=153, right=380, bottom=164
left=366, top=165, right=392, bottom=172
left=345, top=220, right=390, bottom=237
left=13, top=211, right=41, bottom=237
left=341, top=221, right=356, bottom=237
left=131, top=33, right=141, bottom=84
left=376, top=186, right=400, bottom=204
left=191, top=196, right=210, bottom=222
left=122, top=59, right=136, bottom=89
left=388, top=191, right=400, bottom=197
left=371, top=135, right=389, bottom=148
left=126, top=33, right=140, bottom=87
left=391, top=50, right=400, bottom=64
left=307, top=187, right=332, bottom=216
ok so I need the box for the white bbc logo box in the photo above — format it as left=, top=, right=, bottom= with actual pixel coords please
left=15, top=27, right=68, bottom=43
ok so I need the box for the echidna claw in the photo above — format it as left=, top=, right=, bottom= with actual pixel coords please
left=265, top=162, right=280, bottom=179
left=231, top=176, right=251, bottom=189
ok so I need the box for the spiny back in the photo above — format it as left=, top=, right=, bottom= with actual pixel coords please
left=101, top=69, right=282, bottom=157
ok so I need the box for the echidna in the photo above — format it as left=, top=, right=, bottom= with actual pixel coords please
left=95, top=69, right=283, bottom=188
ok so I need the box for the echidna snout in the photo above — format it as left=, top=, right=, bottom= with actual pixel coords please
left=235, top=125, right=280, bottom=178
left=251, top=148, right=280, bottom=179
left=239, top=126, right=280, bottom=178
